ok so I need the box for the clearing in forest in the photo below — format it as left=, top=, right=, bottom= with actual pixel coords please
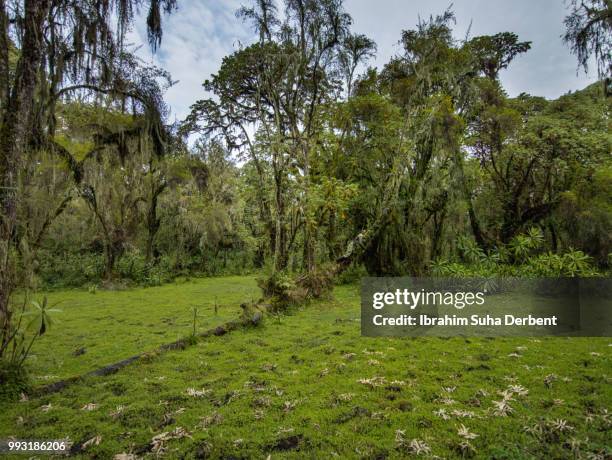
left=1, top=276, right=610, bottom=459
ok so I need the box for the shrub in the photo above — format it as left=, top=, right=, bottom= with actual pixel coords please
left=295, top=266, right=335, bottom=299
left=523, top=250, right=598, bottom=277
left=431, top=240, right=600, bottom=279
left=433, top=226, right=601, bottom=278
left=335, top=263, right=368, bottom=285
left=257, top=271, right=297, bottom=309
left=0, top=296, right=60, bottom=401
left=37, top=251, right=105, bottom=288
left=0, top=361, right=29, bottom=401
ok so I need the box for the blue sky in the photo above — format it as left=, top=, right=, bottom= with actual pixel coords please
left=129, top=0, right=597, bottom=123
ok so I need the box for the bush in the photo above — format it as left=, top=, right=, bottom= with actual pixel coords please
left=0, top=296, right=59, bottom=401
left=34, top=245, right=257, bottom=290
left=37, top=251, right=105, bottom=288
left=431, top=227, right=603, bottom=279
left=523, top=250, right=598, bottom=277
left=335, top=263, right=368, bottom=285
left=0, top=361, right=30, bottom=401
left=257, top=271, right=298, bottom=309
left=431, top=249, right=600, bottom=279
left=116, top=251, right=149, bottom=282
left=258, top=266, right=335, bottom=310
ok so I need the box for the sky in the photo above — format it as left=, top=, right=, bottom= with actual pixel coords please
left=129, top=0, right=597, bottom=123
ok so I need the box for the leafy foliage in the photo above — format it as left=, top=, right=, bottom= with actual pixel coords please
left=563, top=0, right=611, bottom=79
left=432, top=228, right=601, bottom=278
left=1, top=2, right=610, bottom=360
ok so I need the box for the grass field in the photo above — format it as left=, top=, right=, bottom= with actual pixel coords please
left=1, top=276, right=610, bottom=459
left=16, top=276, right=259, bottom=382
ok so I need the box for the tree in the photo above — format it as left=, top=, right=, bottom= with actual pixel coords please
left=185, top=0, right=373, bottom=275
left=0, top=0, right=176, bottom=358
left=467, top=32, right=531, bottom=80
left=81, top=151, right=143, bottom=280
left=352, top=10, right=473, bottom=274
left=338, top=33, right=377, bottom=97
left=563, top=0, right=612, bottom=80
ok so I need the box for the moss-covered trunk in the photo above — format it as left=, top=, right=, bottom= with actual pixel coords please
left=0, top=0, right=51, bottom=355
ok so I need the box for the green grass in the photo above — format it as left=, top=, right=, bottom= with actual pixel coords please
left=16, top=275, right=259, bottom=382
left=1, top=277, right=610, bottom=459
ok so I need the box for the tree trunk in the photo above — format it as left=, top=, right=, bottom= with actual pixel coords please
left=303, top=220, right=315, bottom=274
left=302, top=144, right=316, bottom=273
left=500, top=203, right=519, bottom=244
left=548, top=221, right=558, bottom=252
left=247, top=144, right=275, bottom=258
left=0, top=0, right=50, bottom=353
left=0, top=0, right=9, bottom=112
left=467, top=200, right=487, bottom=249
left=431, top=209, right=446, bottom=260
left=452, top=147, right=488, bottom=250
left=104, top=244, right=115, bottom=281
left=273, top=172, right=287, bottom=272
left=145, top=181, right=165, bottom=264
left=327, top=211, right=338, bottom=260
left=145, top=232, right=155, bottom=264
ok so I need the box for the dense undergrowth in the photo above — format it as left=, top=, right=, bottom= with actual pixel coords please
left=35, top=249, right=257, bottom=289
left=431, top=230, right=609, bottom=279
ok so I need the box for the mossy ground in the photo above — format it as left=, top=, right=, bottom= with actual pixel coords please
left=1, top=277, right=610, bottom=459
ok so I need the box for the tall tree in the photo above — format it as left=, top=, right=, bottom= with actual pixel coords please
left=0, top=0, right=176, bottom=357
left=185, top=0, right=373, bottom=275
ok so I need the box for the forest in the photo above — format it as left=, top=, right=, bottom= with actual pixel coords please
left=0, top=0, right=610, bottom=458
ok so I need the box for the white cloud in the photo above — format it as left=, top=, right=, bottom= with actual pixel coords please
left=128, top=0, right=255, bottom=123
left=345, top=0, right=597, bottom=98
left=127, top=0, right=598, bottom=124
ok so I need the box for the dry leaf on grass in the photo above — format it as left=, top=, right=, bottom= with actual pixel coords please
left=186, top=388, right=211, bottom=397
left=151, top=427, right=192, bottom=454
left=457, top=424, right=479, bottom=440
left=82, top=435, right=102, bottom=449
left=109, top=405, right=125, bottom=418
left=114, top=454, right=138, bottom=460
left=357, top=376, right=386, bottom=388
left=198, top=412, right=223, bottom=429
